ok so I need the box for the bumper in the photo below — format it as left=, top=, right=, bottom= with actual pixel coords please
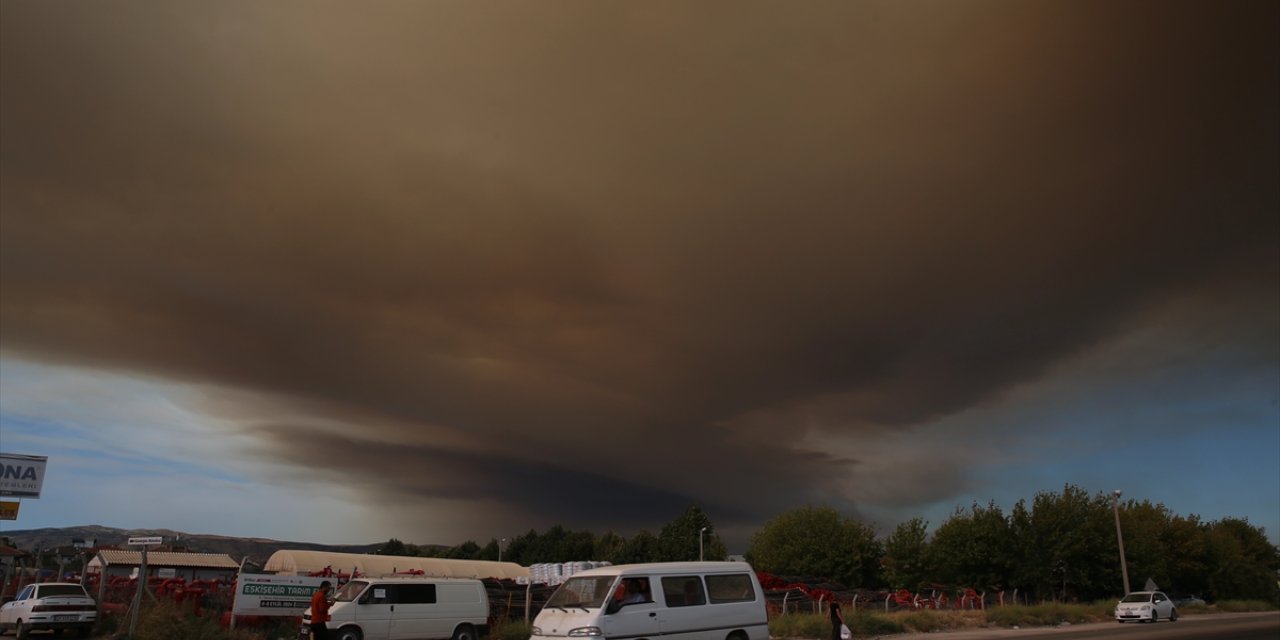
left=25, top=615, right=96, bottom=630
left=1116, top=612, right=1151, bottom=622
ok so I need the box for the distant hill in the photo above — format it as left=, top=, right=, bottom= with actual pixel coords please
left=0, top=524, right=390, bottom=565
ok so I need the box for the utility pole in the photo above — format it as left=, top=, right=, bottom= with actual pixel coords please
left=1112, top=490, right=1131, bottom=595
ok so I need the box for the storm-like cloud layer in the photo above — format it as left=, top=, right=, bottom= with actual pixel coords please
left=3, top=1, right=1276, bottom=544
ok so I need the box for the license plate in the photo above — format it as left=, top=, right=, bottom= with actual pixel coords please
left=53, top=615, right=77, bottom=621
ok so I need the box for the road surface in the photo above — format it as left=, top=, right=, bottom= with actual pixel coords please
left=867, top=612, right=1279, bottom=639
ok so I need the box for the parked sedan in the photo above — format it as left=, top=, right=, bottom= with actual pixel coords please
left=0, top=582, right=97, bottom=638
left=1115, top=590, right=1179, bottom=623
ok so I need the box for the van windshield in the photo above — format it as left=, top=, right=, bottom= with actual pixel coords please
left=334, top=580, right=369, bottom=603
left=546, top=576, right=615, bottom=609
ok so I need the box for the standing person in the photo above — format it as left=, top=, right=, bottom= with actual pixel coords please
left=829, top=599, right=844, bottom=640
left=309, top=580, right=332, bottom=640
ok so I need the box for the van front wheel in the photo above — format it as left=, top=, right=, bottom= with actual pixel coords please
left=335, top=626, right=364, bottom=640
left=452, top=624, right=477, bottom=640
left=726, top=631, right=748, bottom=640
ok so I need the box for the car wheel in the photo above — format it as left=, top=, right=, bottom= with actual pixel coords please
left=1150, top=610, right=1158, bottom=623
left=335, top=626, right=363, bottom=640
left=452, top=623, right=476, bottom=640
left=1170, top=608, right=1178, bottom=621
left=14, top=621, right=27, bottom=640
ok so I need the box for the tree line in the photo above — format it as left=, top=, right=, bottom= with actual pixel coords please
left=374, top=484, right=1279, bottom=604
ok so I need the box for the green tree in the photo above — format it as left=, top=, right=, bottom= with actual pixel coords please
left=1204, top=518, right=1280, bottom=602
left=882, top=518, right=931, bottom=591
left=594, top=531, right=627, bottom=564
left=746, top=506, right=881, bottom=588
left=928, top=503, right=1014, bottom=592
left=617, top=530, right=660, bottom=564
left=1161, top=513, right=1209, bottom=597
left=657, top=505, right=727, bottom=562
left=375, top=538, right=419, bottom=556
left=1011, top=486, right=1117, bottom=601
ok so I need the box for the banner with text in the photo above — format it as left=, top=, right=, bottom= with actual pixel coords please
left=232, top=574, right=331, bottom=617
left=0, top=453, right=48, bottom=498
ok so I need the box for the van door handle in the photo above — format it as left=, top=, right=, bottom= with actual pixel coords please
left=391, top=605, right=395, bottom=612
left=649, top=613, right=656, bottom=618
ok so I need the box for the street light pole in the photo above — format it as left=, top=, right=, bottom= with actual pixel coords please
left=699, top=527, right=707, bottom=562
left=499, top=538, right=507, bottom=563
left=1112, top=489, right=1131, bottom=595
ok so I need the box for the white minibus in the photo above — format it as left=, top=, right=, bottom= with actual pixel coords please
left=531, top=562, right=768, bottom=640
left=304, top=577, right=489, bottom=640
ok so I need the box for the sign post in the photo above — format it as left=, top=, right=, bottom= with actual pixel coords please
left=127, top=537, right=163, bottom=637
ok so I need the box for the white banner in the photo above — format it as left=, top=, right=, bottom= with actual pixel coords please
left=232, top=574, right=331, bottom=617
left=0, top=453, right=47, bottom=498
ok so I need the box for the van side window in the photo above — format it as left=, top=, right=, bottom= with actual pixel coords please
left=660, top=576, right=706, bottom=607
left=362, top=584, right=397, bottom=605
left=399, top=584, right=438, bottom=604
left=706, top=574, right=756, bottom=604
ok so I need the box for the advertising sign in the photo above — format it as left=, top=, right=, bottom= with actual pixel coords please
left=232, top=574, right=331, bottom=617
left=0, top=453, right=47, bottom=498
left=0, top=501, right=18, bottom=520
left=128, top=536, right=164, bottom=546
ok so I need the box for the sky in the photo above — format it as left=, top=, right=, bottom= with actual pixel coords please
left=1, top=1, right=1277, bottom=553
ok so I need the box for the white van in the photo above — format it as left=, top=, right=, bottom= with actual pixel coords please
left=531, top=562, right=768, bottom=640
left=304, top=577, right=490, bottom=640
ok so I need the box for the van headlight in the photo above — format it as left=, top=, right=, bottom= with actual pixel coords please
left=531, top=627, right=542, bottom=636
left=568, top=627, right=602, bottom=637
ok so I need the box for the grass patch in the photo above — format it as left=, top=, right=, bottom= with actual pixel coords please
left=768, top=611, right=904, bottom=638
left=491, top=619, right=534, bottom=640
left=984, top=601, right=1113, bottom=627
left=1212, top=599, right=1278, bottom=613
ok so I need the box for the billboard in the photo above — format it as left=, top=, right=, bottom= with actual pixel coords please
left=232, top=574, right=330, bottom=617
left=0, top=453, right=47, bottom=498
left=0, top=501, right=18, bottom=520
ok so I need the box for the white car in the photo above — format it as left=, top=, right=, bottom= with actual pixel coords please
left=0, top=582, right=97, bottom=638
left=1115, top=590, right=1178, bottom=623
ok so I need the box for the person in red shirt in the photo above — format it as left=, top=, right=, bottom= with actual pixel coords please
left=309, top=580, right=332, bottom=640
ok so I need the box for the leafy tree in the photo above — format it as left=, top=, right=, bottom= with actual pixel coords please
left=746, top=506, right=881, bottom=588
left=616, top=530, right=660, bottom=564
left=593, top=531, right=627, bottom=564
left=1008, top=486, right=1117, bottom=601
left=928, top=503, right=1014, bottom=592
left=657, top=505, right=726, bottom=562
left=882, top=518, right=931, bottom=591
left=1204, top=518, right=1280, bottom=602
left=1161, top=513, right=1208, bottom=596
left=375, top=538, right=419, bottom=556
left=476, top=539, right=501, bottom=561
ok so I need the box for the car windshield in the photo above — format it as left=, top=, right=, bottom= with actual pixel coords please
left=1120, top=593, right=1152, bottom=603
left=334, top=580, right=369, bottom=603
left=546, top=576, right=616, bottom=609
left=38, top=585, right=89, bottom=598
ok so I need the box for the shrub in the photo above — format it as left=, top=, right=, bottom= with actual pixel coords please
left=1214, top=599, right=1278, bottom=613
left=769, top=612, right=830, bottom=639
left=846, top=610, right=904, bottom=635
left=767, top=611, right=904, bottom=638
left=491, top=619, right=533, bottom=640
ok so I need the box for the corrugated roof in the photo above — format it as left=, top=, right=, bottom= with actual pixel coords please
left=91, top=549, right=239, bottom=569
